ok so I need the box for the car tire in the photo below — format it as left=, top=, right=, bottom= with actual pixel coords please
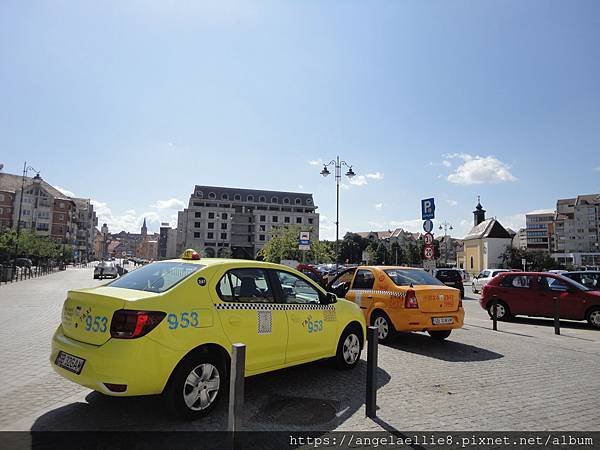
left=586, top=307, right=600, bottom=329
left=371, top=311, right=396, bottom=343
left=472, top=285, right=478, bottom=294
left=164, top=351, right=226, bottom=420
left=428, top=330, right=451, bottom=340
left=334, top=324, right=363, bottom=370
left=487, top=300, right=511, bottom=321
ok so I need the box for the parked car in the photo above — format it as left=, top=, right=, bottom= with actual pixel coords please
left=93, top=261, right=118, bottom=279
left=472, top=269, right=510, bottom=294
left=432, top=268, right=465, bottom=298
left=479, top=272, right=600, bottom=328
left=326, top=267, right=358, bottom=298
left=333, top=266, right=464, bottom=342
left=295, top=263, right=327, bottom=288
left=51, top=250, right=365, bottom=419
left=562, top=271, right=600, bottom=291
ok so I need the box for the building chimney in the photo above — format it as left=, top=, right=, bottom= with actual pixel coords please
left=473, top=196, right=486, bottom=226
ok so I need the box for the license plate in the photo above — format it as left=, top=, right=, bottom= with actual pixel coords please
left=432, top=317, right=453, bottom=325
left=55, top=351, right=85, bottom=375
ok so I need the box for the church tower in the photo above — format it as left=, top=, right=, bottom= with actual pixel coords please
left=473, top=196, right=486, bottom=226
left=141, top=218, right=147, bottom=238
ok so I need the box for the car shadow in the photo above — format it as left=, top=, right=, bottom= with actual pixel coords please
left=510, top=316, right=596, bottom=331
left=31, top=358, right=391, bottom=434
left=384, top=332, right=504, bottom=362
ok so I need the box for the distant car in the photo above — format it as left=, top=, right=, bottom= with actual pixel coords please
left=480, top=272, right=600, bottom=329
left=472, top=269, right=510, bottom=294
left=296, top=264, right=327, bottom=288
left=433, top=269, right=465, bottom=298
left=547, top=269, right=568, bottom=275
left=562, top=271, right=600, bottom=291
left=94, top=261, right=118, bottom=279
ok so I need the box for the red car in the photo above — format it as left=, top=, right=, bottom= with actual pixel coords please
left=480, top=272, right=600, bottom=329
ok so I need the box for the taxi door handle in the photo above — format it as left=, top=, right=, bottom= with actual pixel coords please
left=366, top=295, right=373, bottom=299
left=229, top=316, right=243, bottom=326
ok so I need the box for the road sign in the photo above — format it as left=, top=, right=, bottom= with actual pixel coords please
left=299, top=231, right=310, bottom=250
left=423, top=220, right=433, bottom=233
left=421, top=198, right=435, bottom=220
left=299, top=244, right=310, bottom=251
left=423, top=259, right=436, bottom=272
left=423, top=232, right=434, bottom=245
left=424, top=245, right=434, bottom=260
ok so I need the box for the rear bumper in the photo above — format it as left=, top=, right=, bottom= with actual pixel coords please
left=389, top=308, right=465, bottom=332
left=50, top=326, right=181, bottom=396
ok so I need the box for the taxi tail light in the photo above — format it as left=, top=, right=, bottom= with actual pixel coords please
left=404, top=290, right=419, bottom=309
left=110, top=310, right=166, bottom=339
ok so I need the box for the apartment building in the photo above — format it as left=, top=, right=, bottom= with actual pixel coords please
left=177, top=185, right=319, bottom=259
left=525, top=209, right=555, bottom=251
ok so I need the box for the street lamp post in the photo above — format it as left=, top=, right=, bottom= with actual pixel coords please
left=438, top=221, right=454, bottom=266
left=12, top=162, right=39, bottom=277
left=319, top=156, right=356, bottom=270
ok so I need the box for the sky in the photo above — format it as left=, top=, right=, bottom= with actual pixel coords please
left=1, top=0, right=599, bottom=240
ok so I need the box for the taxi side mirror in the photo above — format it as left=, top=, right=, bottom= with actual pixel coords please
left=327, top=292, right=338, bottom=304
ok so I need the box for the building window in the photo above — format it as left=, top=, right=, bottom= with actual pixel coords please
left=259, top=225, right=266, bottom=231
left=194, top=232, right=201, bottom=238
left=295, top=198, right=301, bottom=205
left=196, top=191, right=204, bottom=198
left=259, top=196, right=266, bottom=202
left=208, top=212, right=215, bottom=219
left=272, top=216, right=278, bottom=223
left=306, top=199, right=312, bottom=205
left=247, top=236, right=252, bottom=242
left=259, top=235, right=265, bottom=241
left=0, top=194, right=3, bottom=201
left=234, top=194, right=241, bottom=201
left=208, top=222, right=215, bottom=229
left=195, top=212, right=201, bottom=218
left=222, top=193, right=229, bottom=200
left=221, top=232, right=227, bottom=240
left=284, top=217, right=290, bottom=223
left=248, top=217, right=252, bottom=223
left=195, top=222, right=201, bottom=228
left=260, top=215, right=266, bottom=222
left=283, top=197, right=290, bottom=204
left=222, top=213, right=228, bottom=220
left=208, top=192, right=216, bottom=199
left=247, top=195, right=254, bottom=202
left=308, top=218, right=314, bottom=224
left=207, top=232, right=214, bottom=239
left=221, top=223, right=227, bottom=230
left=271, top=196, right=278, bottom=203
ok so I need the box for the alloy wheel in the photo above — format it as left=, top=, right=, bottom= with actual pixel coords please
left=183, top=363, right=220, bottom=411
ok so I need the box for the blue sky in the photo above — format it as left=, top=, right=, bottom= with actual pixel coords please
left=1, top=0, right=599, bottom=240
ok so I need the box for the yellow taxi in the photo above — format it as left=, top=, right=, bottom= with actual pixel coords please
left=328, top=266, right=464, bottom=342
left=50, top=250, right=365, bottom=419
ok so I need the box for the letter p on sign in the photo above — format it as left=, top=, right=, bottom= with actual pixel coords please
left=421, top=198, right=435, bottom=220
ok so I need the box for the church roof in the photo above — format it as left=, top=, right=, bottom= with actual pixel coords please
left=463, top=218, right=512, bottom=240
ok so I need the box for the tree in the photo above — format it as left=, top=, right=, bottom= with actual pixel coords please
left=257, top=225, right=303, bottom=263
left=389, top=242, right=404, bottom=265
left=498, top=246, right=560, bottom=271
left=373, top=242, right=389, bottom=265
left=339, top=233, right=370, bottom=264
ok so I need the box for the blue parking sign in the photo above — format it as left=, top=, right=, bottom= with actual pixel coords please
left=421, top=198, right=435, bottom=220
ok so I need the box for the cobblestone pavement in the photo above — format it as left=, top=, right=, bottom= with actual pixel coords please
left=0, top=268, right=598, bottom=432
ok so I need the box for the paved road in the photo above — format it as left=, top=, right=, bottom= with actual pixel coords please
left=0, top=268, right=599, bottom=432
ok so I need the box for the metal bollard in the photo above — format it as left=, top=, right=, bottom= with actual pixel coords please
left=554, top=296, right=560, bottom=335
left=366, top=326, right=378, bottom=418
left=491, top=295, right=498, bottom=331
left=228, top=343, right=246, bottom=434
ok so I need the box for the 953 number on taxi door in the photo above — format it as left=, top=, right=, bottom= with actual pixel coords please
left=307, top=319, right=324, bottom=333
left=167, top=311, right=199, bottom=330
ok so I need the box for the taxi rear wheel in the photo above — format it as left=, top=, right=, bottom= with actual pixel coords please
left=334, top=325, right=363, bottom=369
left=164, top=352, right=226, bottom=420
left=371, top=311, right=395, bottom=343
left=428, top=330, right=451, bottom=340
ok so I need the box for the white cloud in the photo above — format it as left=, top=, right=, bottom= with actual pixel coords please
left=308, top=159, right=323, bottom=166
left=366, top=172, right=384, bottom=180
left=298, top=185, right=304, bottom=190
left=442, top=160, right=452, bottom=168
left=498, top=213, right=526, bottom=232
left=150, top=198, right=185, bottom=210
left=445, top=199, right=458, bottom=207
left=444, top=153, right=517, bottom=185
left=318, top=215, right=337, bottom=240
left=54, top=185, right=76, bottom=197
left=340, top=183, right=350, bottom=191
left=348, top=175, right=368, bottom=186
left=91, top=199, right=169, bottom=234
left=374, top=203, right=384, bottom=210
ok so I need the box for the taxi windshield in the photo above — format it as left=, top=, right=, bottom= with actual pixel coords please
left=108, top=262, right=203, bottom=293
left=384, top=269, right=445, bottom=287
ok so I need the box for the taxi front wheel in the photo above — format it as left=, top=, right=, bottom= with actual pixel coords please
left=164, top=352, right=226, bottom=420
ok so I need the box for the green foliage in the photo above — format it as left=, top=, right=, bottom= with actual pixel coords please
left=339, top=233, right=370, bottom=264
left=499, top=246, right=560, bottom=271
left=0, top=229, right=65, bottom=262
left=257, top=225, right=334, bottom=264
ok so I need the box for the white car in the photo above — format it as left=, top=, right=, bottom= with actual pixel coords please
left=472, top=269, right=510, bottom=294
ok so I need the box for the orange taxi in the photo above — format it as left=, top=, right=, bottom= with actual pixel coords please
left=328, top=266, right=464, bottom=342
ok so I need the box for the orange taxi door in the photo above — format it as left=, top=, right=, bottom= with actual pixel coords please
left=347, top=269, right=376, bottom=311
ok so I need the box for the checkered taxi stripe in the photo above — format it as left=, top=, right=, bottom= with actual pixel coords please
left=214, top=303, right=335, bottom=311
left=350, top=289, right=406, bottom=298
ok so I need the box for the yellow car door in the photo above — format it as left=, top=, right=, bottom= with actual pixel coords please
left=212, top=267, right=287, bottom=372
left=271, top=269, right=338, bottom=363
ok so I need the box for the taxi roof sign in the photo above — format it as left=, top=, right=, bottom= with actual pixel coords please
left=181, top=248, right=201, bottom=260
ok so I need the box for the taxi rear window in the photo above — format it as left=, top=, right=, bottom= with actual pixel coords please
left=385, top=269, right=444, bottom=287
left=108, top=262, right=203, bottom=293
